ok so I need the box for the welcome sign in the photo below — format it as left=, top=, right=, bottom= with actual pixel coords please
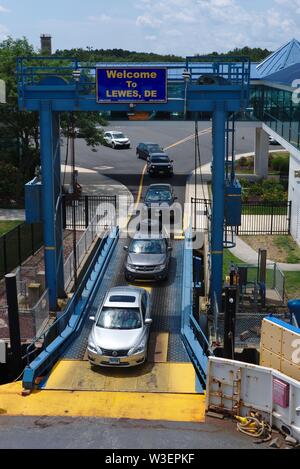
left=96, top=67, right=167, bottom=103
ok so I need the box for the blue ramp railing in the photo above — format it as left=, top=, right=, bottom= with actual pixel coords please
left=181, top=228, right=214, bottom=388
left=23, top=226, right=119, bottom=390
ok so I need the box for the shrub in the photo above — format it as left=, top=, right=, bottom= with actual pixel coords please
left=0, top=162, right=19, bottom=197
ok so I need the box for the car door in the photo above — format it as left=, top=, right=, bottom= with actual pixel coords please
left=141, top=291, right=151, bottom=322
left=143, top=144, right=150, bottom=160
left=165, top=238, right=171, bottom=266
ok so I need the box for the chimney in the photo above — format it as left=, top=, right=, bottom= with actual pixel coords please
left=40, top=34, right=52, bottom=55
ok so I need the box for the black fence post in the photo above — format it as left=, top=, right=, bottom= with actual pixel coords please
left=3, top=234, right=7, bottom=274
left=62, top=195, right=67, bottom=230
left=85, top=195, right=89, bottom=228
left=5, top=273, right=22, bottom=374
left=17, top=225, right=22, bottom=266
left=31, top=223, right=35, bottom=256
left=288, top=201, right=292, bottom=235
left=270, top=204, right=274, bottom=235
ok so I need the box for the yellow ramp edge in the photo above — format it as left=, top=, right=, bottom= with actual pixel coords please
left=44, top=360, right=197, bottom=394
left=0, top=382, right=205, bottom=422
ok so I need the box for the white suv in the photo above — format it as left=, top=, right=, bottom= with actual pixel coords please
left=103, top=131, right=131, bottom=149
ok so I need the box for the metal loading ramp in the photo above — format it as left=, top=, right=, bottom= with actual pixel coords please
left=4, top=237, right=207, bottom=422
left=39, top=238, right=196, bottom=394
left=61, top=238, right=189, bottom=364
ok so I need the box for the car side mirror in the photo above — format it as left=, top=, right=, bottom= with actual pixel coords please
left=168, top=246, right=173, bottom=252
left=89, top=316, right=95, bottom=321
left=170, top=160, right=174, bottom=163
left=123, top=246, right=128, bottom=251
left=174, top=196, right=178, bottom=200
left=145, top=318, right=153, bottom=325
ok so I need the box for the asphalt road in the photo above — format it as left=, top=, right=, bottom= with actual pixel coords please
left=0, top=415, right=276, bottom=449
left=70, top=121, right=263, bottom=206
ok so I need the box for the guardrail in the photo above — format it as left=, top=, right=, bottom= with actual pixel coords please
left=181, top=227, right=214, bottom=388
left=22, top=226, right=119, bottom=390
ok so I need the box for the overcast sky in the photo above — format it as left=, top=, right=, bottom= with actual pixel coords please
left=0, top=0, right=300, bottom=55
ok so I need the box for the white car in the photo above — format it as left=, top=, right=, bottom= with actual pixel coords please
left=269, top=135, right=279, bottom=145
left=103, top=130, right=131, bottom=149
left=87, top=286, right=152, bottom=367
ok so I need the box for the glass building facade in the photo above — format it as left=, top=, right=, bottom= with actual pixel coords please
left=251, top=84, right=300, bottom=150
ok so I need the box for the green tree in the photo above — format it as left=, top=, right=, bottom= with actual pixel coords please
left=0, top=37, right=107, bottom=202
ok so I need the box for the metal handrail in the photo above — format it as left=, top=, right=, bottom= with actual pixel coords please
left=23, top=226, right=119, bottom=389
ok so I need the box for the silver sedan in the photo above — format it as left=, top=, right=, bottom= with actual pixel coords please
left=87, top=286, right=152, bottom=367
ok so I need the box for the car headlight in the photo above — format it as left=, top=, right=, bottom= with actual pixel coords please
left=155, top=264, right=165, bottom=272
left=127, top=264, right=136, bottom=270
left=168, top=165, right=171, bottom=169
left=129, top=337, right=147, bottom=355
left=88, top=341, right=100, bottom=354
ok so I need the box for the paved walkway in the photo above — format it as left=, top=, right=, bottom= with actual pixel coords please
left=0, top=209, right=25, bottom=221
left=185, top=153, right=300, bottom=272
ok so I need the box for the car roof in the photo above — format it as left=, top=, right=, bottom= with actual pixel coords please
left=132, top=232, right=167, bottom=241
left=103, top=286, right=144, bottom=308
left=105, top=130, right=125, bottom=134
left=147, top=183, right=173, bottom=191
left=149, top=152, right=169, bottom=158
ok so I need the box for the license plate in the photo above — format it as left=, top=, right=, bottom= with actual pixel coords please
left=159, top=171, right=164, bottom=174
left=109, top=357, right=120, bottom=364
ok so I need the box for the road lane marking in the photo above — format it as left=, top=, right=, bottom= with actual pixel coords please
left=164, top=127, right=212, bottom=151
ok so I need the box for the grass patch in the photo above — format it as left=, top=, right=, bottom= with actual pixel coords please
left=223, top=249, right=245, bottom=278
left=223, top=248, right=300, bottom=299
left=0, top=220, right=22, bottom=236
left=273, top=236, right=300, bottom=264
left=284, top=271, right=300, bottom=299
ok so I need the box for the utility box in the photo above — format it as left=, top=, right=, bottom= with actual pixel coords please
left=225, top=178, right=242, bottom=226
left=25, top=177, right=43, bottom=223
left=273, top=378, right=289, bottom=408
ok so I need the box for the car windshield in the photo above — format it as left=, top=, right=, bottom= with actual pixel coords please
left=97, top=307, right=142, bottom=330
left=113, top=133, right=125, bottom=139
left=147, top=144, right=161, bottom=152
left=129, top=239, right=166, bottom=254
left=145, top=190, right=172, bottom=202
left=151, top=156, right=169, bottom=163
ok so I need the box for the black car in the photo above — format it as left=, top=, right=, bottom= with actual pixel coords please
left=147, top=153, right=174, bottom=177
left=136, top=142, right=163, bottom=160
left=144, top=184, right=177, bottom=222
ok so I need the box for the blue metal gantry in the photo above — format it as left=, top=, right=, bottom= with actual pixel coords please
left=17, top=56, right=250, bottom=312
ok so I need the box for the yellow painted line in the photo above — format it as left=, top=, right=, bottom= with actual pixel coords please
left=43, top=360, right=197, bottom=394
left=128, top=282, right=152, bottom=293
left=0, top=382, right=205, bottom=422
left=135, top=164, right=147, bottom=209
left=164, top=128, right=211, bottom=151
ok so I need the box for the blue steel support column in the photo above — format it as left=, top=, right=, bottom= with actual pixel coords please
left=210, top=101, right=227, bottom=310
left=40, top=101, right=58, bottom=310
left=53, top=112, right=65, bottom=297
